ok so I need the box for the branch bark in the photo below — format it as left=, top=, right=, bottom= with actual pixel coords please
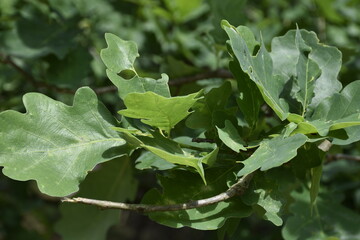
left=62, top=173, right=253, bottom=213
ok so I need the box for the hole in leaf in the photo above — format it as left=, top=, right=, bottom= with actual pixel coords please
left=253, top=45, right=260, bottom=55
left=303, top=50, right=310, bottom=58
left=118, top=69, right=136, bottom=79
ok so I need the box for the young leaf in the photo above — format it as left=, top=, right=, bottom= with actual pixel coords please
left=237, top=134, right=308, bottom=177
left=121, top=130, right=218, bottom=183
left=55, top=157, right=137, bottom=240
left=119, top=91, right=200, bottom=133
left=141, top=169, right=252, bottom=230
left=140, top=132, right=219, bottom=183
left=0, top=87, right=125, bottom=197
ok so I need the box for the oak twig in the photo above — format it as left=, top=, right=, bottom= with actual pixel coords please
left=62, top=173, right=253, bottom=213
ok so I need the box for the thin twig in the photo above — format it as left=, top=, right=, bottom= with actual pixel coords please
left=192, top=138, right=216, bottom=143
left=93, top=69, right=233, bottom=94
left=327, top=154, right=360, bottom=162
left=169, top=69, right=233, bottom=86
left=62, top=173, right=253, bottom=213
left=1, top=54, right=232, bottom=95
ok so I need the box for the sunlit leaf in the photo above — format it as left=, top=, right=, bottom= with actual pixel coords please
left=222, top=21, right=289, bottom=120
left=101, top=33, right=170, bottom=99
left=0, top=88, right=125, bottom=197
left=237, top=134, right=308, bottom=177
left=119, top=91, right=200, bottom=133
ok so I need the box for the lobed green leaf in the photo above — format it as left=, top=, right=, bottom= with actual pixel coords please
left=119, top=91, right=201, bottom=134
left=237, top=134, right=308, bottom=177
left=0, top=87, right=125, bottom=197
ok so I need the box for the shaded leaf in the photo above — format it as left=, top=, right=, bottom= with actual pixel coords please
left=55, top=157, right=137, bottom=240
left=16, top=7, right=78, bottom=58
left=119, top=91, right=200, bottom=133
left=0, top=87, right=125, bottom=197
left=209, top=0, right=247, bottom=42
left=282, top=189, right=360, bottom=240
left=237, top=134, right=308, bottom=177
left=310, top=164, right=323, bottom=207
left=142, top=169, right=252, bottom=230
left=229, top=59, right=263, bottom=128
left=163, top=0, right=206, bottom=23
left=135, top=151, right=176, bottom=170
left=186, top=81, right=232, bottom=130
left=46, top=47, right=92, bottom=87
left=290, top=144, right=323, bottom=181
left=217, top=120, right=246, bottom=152
left=242, top=168, right=296, bottom=226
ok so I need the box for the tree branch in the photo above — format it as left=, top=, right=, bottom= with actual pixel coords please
left=169, top=69, right=233, bottom=86
left=1, top=53, right=233, bottom=95
left=0, top=54, right=76, bottom=94
left=92, top=69, right=233, bottom=94
left=62, top=173, right=253, bottom=213
left=327, top=153, right=360, bottom=162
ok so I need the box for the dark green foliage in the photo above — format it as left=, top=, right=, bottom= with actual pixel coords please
left=1, top=1, right=360, bottom=240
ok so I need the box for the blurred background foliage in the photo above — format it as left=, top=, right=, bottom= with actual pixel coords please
left=0, top=0, right=359, bottom=239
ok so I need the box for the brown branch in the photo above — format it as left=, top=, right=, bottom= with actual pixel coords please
left=0, top=54, right=76, bottom=94
left=169, top=69, right=233, bottom=86
left=93, top=69, right=233, bottom=94
left=326, top=153, right=360, bottom=162
left=62, top=173, right=253, bottom=213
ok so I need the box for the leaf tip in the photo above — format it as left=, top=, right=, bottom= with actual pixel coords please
left=220, top=19, right=231, bottom=29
